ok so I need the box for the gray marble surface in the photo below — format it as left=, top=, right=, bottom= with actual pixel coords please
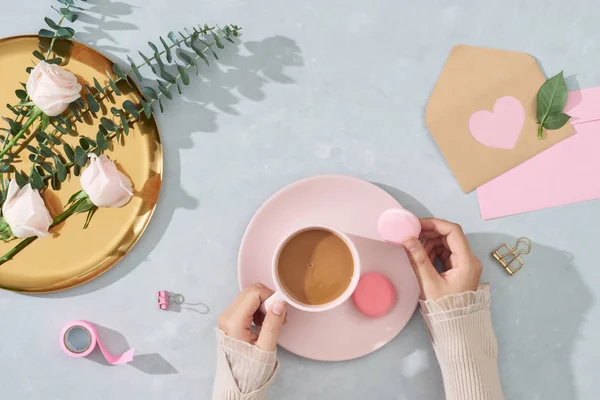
left=0, top=0, right=598, bottom=399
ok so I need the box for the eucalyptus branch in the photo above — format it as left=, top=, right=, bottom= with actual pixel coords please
left=0, top=25, right=240, bottom=265
left=25, top=27, right=215, bottom=174
left=0, top=108, right=42, bottom=160
left=45, top=3, right=72, bottom=61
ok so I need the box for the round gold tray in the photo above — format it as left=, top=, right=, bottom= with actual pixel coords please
left=0, top=35, right=162, bottom=292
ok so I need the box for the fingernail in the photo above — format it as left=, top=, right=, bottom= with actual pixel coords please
left=272, top=301, right=286, bottom=316
left=402, top=237, right=419, bottom=251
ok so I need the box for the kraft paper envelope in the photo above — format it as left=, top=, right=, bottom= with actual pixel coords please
left=477, top=87, right=600, bottom=219
left=425, top=45, right=574, bottom=193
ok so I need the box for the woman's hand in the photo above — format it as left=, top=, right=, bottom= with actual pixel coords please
left=218, top=282, right=287, bottom=351
left=402, top=218, right=482, bottom=300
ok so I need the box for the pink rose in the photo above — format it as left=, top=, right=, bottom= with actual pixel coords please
left=26, top=61, right=82, bottom=117
left=80, top=154, right=133, bottom=208
left=2, top=181, right=53, bottom=238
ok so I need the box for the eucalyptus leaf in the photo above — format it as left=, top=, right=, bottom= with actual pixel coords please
left=122, top=100, right=139, bottom=118
left=157, top=80, right=173, bottom=100
left=138, top=51, right=156, bottom=73
left=30, top=169, right=44, bottom=190
left=14, top=171, right=28, bottom=187
left=86, top=93, right=100, bottom=113
left=39, top=144, right=53, bottom=158
left=55, top=157, right=67, bottom=182
left=49, top=135, right=61, bottom=145
left=60, top=8, right=78, bottom=22
left=97, top=131, right=109, bottom=150
left=44, top=17, right=60, bottom=30
left=41, top=162, right=54, bottom=174
left=212, top=32, right=224, bottom=49
left=100, top=117, right=116, bottom=131
left=168, top=31, right=179, bottom=45
left=160, top=70, right=177, bottom=84
left=154, top=51, right=165, bottom=73
left=120, top=114, right=129, bottom=136
left=141, top=100, right=152, bottom=119
left=38, top=29, right=55, bottom=38
left=191, top=42, right=210, bottom=65
left=141, top=87, right=158, bottom=100
left=177, top=65, right=190, bottom=85
left=15, top=90, right=27, bottom=100
left=113, top=63, right=129, bottom=85
left=56, top=27, right=75, bottom=39
left=53, top=123, right=67, bottom=135
left=127, top=56, right=142, bottom=81
left=64, top=143, right=75, bottom=162
left=109, top=77, right=121, bottom=96
left=32, top=50, right=45, bottom=61
left=51, top=173, right=60, bottom=190
left=160, top=36, right=172, bottom=62
left=93, top=77, right=105, bottom=95
left=75, top=146, right=87, bottom=166
left=148, top=41, right=159, bottom=53
left=0, top=164, right=11, bottom=173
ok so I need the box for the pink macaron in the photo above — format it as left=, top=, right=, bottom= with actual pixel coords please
left=377, top=208, right=421, bottom=246
left=352, top=272, right=396, bottom=318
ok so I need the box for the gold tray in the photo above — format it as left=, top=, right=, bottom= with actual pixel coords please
left=0, top=35, right=162, bottom=292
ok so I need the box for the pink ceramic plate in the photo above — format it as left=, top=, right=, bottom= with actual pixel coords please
left=238, top=175, right=419, bottom=361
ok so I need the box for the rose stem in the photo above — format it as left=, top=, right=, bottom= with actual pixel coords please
left=0, top=199, right=81, bottom=266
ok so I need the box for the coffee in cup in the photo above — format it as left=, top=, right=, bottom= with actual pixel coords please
left=277, top=228, right=354, bottom=306
left=263, top=225, right=361, bottom=313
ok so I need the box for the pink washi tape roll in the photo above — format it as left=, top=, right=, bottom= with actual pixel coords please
left=60, top=320, right=135, bottom=365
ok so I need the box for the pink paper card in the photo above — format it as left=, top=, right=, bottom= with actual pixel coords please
left=477, top=87, right=600, bottom=220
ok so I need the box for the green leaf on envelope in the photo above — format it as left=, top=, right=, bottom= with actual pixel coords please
left=543, top=113, right=571, bottom=130
left=536, top=71, right=570, bottom=138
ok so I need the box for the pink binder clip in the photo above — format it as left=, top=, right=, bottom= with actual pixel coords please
left=158, top=291, right=170, bottom=310
left=157, top=291, right=185, bottom=310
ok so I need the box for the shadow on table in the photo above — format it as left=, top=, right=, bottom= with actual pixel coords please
left=76, top=0, right=138, bottom=55
left=30, top=32, right=303, bottom=298
left=467, top=232, right=593, bottom=400
left=87, top=324, right=177, bottom=375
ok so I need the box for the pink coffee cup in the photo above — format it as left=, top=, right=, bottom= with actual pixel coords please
left=263, top=225, right=361, bottom=313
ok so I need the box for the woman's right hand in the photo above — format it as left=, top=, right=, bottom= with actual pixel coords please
left=402, top=218, right=482, bottom=301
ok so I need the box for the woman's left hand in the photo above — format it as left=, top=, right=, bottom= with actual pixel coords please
left=218, top=282, right=287, bottom=351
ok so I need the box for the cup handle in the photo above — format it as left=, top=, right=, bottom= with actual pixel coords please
left=261, top=290, right=287, bottom=314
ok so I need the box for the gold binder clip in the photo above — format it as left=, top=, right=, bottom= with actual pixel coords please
left=491, top=237, right=532, bottom=275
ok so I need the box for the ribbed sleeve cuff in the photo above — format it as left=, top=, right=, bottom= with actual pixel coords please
left=420, top=285, right=504, bottom=400
left=212, top=329, right=279, bottom=400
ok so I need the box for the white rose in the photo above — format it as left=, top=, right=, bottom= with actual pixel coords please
left=2, top=181, right=53, bottom=238
left=26, top=61, right=82, bottom=117
left=80, top=154, right=133, bottom=208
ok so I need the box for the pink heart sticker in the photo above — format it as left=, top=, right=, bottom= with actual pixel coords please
left=468, top=96, right=525, bottom=149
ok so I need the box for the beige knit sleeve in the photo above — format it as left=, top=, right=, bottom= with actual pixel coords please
left=212, top=329, right=279, bottom=400
left=420, top=284, right=504, bottom=400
